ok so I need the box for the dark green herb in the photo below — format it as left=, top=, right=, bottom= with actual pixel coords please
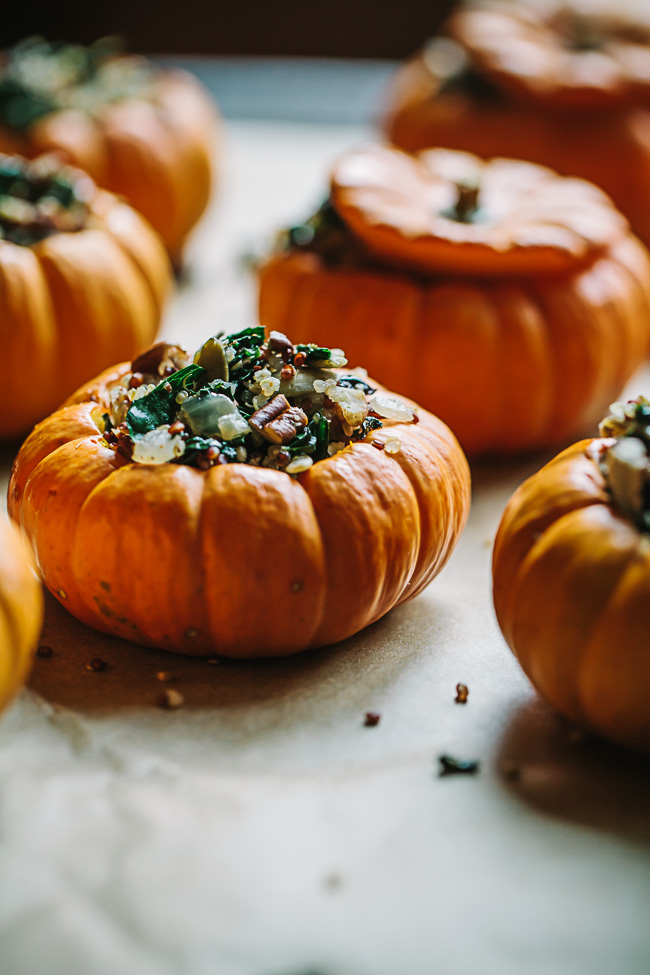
left=353, top=416, right=383, bottom=441
left=337, top=375, right=377, bottom=395
left=127, top=364, right=205, bottom=436
left=295, top=344, right=332, bottom=364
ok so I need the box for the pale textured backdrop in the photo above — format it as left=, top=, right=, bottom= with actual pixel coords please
left=0, top=117, right=649, bottom=975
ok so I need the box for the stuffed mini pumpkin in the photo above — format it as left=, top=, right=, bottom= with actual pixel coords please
left=0, top=37, right=218, bottom=259
left=383, top=0, right=650, bottom=248
left=493, top=396, right=650, bottom=754
left=259, top=144, right=650, bottom=455
left=0, top=152, right=170, bottom=438
left=0, top=517, right=43, bottom=716
left=8, top=327, right=470, bottom=658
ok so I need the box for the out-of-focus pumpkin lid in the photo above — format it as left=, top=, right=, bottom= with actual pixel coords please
left=330, top=144, right=627, bottom=276
left=448, top=0, right=650, bottom=109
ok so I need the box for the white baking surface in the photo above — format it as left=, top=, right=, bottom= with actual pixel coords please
left=1, top=119, right=649, bottom=975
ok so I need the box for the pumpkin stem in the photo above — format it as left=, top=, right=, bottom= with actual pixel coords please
left=452, top=180, right=480, bottom=223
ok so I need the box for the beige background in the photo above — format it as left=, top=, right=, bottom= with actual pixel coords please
left=0, top=119, right=649, bottom=975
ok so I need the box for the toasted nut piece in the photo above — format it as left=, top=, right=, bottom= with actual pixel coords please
left=132, top=343, right=191, bottom=378
left=263, top=406, right=308, bottom=445
left=249, top=394, right=290, bottom=433
left=267, top=330, right=294, bottom=360
left=194, top=336, right=229, bottom=382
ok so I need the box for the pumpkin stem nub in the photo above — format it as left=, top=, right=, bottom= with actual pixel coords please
left=452, top=180, right=480, bottom=223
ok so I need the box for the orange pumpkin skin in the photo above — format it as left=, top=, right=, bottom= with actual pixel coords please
left=7, top=363, right=470, bottom=659
left=384, top=49, right=650, bottom=249
left=0, top=517, right=43, bottom=715
left=259, top=149, right=650, bottom=456
left=0, top=165, right=170, bottom=439
left=0, top=69, right=217, bottom=260
left=493, top=438, right=650, bottom=754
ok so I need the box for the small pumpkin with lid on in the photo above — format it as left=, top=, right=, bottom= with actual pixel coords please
left=8, top=327, right=470, bottom=658
left=493, top=396, right=650, bottom=754
left=0, top=152, right=170, bottom=438
left=0, top=516, right=43, bottom=716
left=0, top=37, right=218, bottom=259
left=259, top=143, right=650, bottom=455
left=383, top=0, right=650, bottom=248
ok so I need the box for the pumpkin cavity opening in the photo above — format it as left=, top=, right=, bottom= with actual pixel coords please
left=598, top=397, right=650, bottom=531
left=97, top=328, right=419, bottom=476
left=0, top=153, right=92, bottom=245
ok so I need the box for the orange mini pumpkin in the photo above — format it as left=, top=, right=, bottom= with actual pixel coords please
left=0, top=153, right=170, bottom=438
left=493, top=396, right=650, bottom=754
left=8, top=327, right=470, bottom=659
left=0, top=38, right=218, bottom=259
left=383, top=1, right=650, bottom=248
left=0, top=516, right=43, bottom=715
left=259, top=144, right=650, bottom=455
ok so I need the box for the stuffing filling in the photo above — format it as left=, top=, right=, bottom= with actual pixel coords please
left=97, top=328, right=418, bottom=474
left=280, top=199, right=370, bottom=269
left=0, top=37, right=153, bottom=131
left=0, top=154, right=92, bottom=245
left=598, top=397, right=650, bottom=530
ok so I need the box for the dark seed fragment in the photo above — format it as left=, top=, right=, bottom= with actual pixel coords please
left=87, top=658, right=108, bottom=672
left=159, top=688, right=184, bottom=709
left=364, top=711, right=381, bottom=727
left=438, top=754, right=479, bottom=777
left=455, top=683, right=469, bottom=704
left=36, top=645, right=53, bottom=658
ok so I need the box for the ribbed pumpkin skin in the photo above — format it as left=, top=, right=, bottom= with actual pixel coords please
left=0, top=183, right=170, bottom=439
left=0, top=70, right=217, bottom=259
left=384, top=53, right=650, bottom=249
left=0, top=518, right=43, bottom=715
left=493, top=440, right=650, bottom=754
left=259, top=233, right=650, bottom=456
left=7, top=364, right=470, bottom=659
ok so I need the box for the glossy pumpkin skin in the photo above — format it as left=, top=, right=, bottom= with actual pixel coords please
left=0, top=170, right=170, bottom=439
left=0, top=69, right=217, bottom=259
left=493, top=438, right=650, bottom=754
left=259, top=147, right=650, bottom=456
left=0, top=517, right=43, bottom=715
left=384, top=47, right=650, bottom=250
left=7, top=362, right=470, bottom=659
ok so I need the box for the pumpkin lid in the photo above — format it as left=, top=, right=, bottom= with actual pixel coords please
left=448, top=0, right=650, bottom=109
left=0, top=152, right=93, bottom=245
left=329, top=144, right=626, bottom=276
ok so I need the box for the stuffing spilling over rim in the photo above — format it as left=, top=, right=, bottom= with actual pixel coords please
left=0, top=154, right=92, bottom=244
left=99, top=327, right=419, bottom=475
left=0, top=36, right=153, bottom=131
left=598, top=397, right=650, bottom=531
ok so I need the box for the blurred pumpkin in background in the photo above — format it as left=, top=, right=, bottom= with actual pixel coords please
left=0, top=152, right=170, bottom=438
left=383, top=0, right=650, bottom=249
left=0, top=37, right=218, bottom=260
left=0, top=516, right=42, bottom=717
left=493, top=396, right=650, bottom=754
left=259, top=144, right=650, bottom=456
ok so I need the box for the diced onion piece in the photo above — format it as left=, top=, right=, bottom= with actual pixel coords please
left=218, top=412, right=251, bottom=441
left=285, top=455, right=314, bottom=475
left=180, top=392, right=238, bottom=436
left=327, top=384, right=368, bottom=428
left=369, top=393, right=414, bottom=423
left=132, top=427, right=186, bottom=465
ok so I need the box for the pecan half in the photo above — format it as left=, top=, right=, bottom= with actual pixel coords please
left=262, top=406, right=308, bottom=445
left=267, top=330, right=294, bottom=361
left=249, top=394, right=291, bottom=433
left=132, top=343, right=191, bottom=379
